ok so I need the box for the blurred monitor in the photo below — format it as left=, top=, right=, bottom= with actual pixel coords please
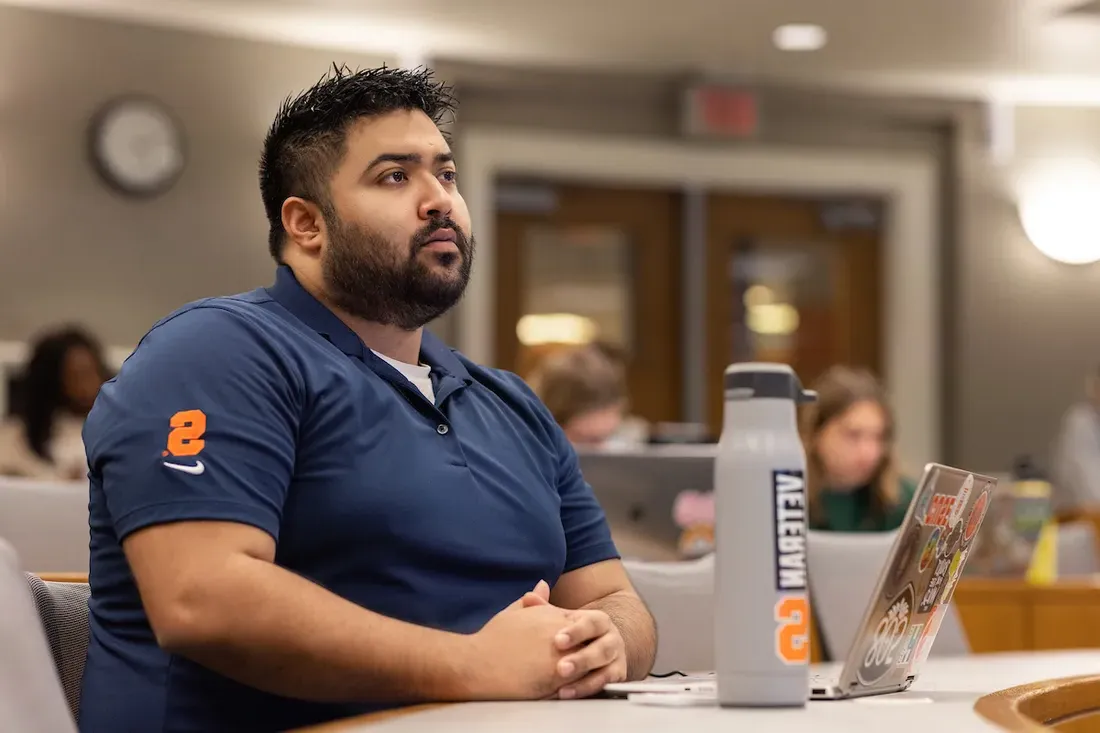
left=576, top=444, right=716, bottom=547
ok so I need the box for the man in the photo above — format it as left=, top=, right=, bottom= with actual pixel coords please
left=1051, top=365, right=1100, bottom=514
left=79, top=65, right=656, bottom=733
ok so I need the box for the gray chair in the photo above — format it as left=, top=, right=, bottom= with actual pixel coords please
left=0, top=538, right=78, bottom=733
left=0, top=477, right=89, bottom=573
left=25, top=574, right=91, bottom=722
left=1057, top=520, right=1100, bottom=577
left=623, top=554, right=715, bottom=674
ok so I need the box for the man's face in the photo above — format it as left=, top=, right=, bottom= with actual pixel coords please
left=320, top=109, right=474, bottom=330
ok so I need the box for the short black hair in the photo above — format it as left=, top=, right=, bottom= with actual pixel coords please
left=259, top=64, right=457, bottom=262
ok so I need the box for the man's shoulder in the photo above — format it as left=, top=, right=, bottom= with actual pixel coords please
left=148, top=288, right=275, bottom=334
left=134, top=289, right=286, bottom=357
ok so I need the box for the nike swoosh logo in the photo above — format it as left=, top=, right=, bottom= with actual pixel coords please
left=163, top=460, right=205, bottom=476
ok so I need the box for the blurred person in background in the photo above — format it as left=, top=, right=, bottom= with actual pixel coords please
left=0, top=326, right=109, bottom=480
left=801, top=365, right=916, bottom=531
left=527, top=344, right=628, bottom=447
left=1051, top=364, right=1100, bottom=514
left=527, top=342, right=647, bottom=447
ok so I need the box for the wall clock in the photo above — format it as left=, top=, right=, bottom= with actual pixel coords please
left=88, top=96, right=186, bottom=198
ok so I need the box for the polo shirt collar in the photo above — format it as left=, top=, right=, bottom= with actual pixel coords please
left=267, top=266, right=471, bottom=383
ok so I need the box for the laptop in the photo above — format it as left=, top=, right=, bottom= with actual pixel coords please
left=963, top=476, right=1051, bottom=578
left=604, top=463, right=997, bottom=702
left=576, top=444, right=717, bottom=548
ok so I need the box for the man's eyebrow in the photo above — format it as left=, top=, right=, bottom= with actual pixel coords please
left=365, top=152, right=455, bottom=171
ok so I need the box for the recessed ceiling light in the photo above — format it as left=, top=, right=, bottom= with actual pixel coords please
left=773, top=23, right=827, bottom=52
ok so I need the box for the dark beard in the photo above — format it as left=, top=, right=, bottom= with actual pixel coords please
left=322, top=213, right=475, bottom=331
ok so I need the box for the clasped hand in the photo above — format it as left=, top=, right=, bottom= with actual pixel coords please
left=469, top=580, right=628, bottom=701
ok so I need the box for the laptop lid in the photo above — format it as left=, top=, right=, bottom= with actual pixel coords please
left=575, top=445, right=716, bottom=547
left=832, top=463, right=998, bottom=694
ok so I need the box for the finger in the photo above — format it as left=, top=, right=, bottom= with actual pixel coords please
left=533, top=579, right=551, bottom=602
left=558, top=661, right=627, bottom=700
left=520, top=591, right=549, bottom=608
left=556, top=633, right=620, bottom=681
left=555, top=611, right=612, bottom=650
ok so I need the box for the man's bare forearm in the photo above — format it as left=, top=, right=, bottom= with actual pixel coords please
left=583, top=591, right=656, bottom=680
left=163, top=554, right=472, bottom=703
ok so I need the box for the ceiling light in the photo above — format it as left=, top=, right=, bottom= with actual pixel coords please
left=1018, top=159, right=1100, bottom=265
left=773, top=24, right=827, bottom=52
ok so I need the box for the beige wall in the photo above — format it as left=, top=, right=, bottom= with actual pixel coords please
left=443, top=62, right=1100, bottom=471
left=2, top=9, right=1097, bottom=471
left=954, top=106, right=1100, bottom=471
left=0, top=6, right=390, bottom=346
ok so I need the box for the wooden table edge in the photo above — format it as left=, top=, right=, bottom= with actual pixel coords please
left=290, top=704, right=449, bottom=731
left=34, top=572, right=88, bottom=583
left=974, top=673, right=1100, bottom=731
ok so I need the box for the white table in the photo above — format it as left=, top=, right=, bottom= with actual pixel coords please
left=347, top=651, right=1100, bottom=732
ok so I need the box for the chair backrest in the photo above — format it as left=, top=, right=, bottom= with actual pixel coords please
left=1057, top=520, right=1100, bottom=577
left=807, top=530, right=970, bottom=660
left=25, top=574, right=91, bottom=721
left=806, top=530, right=897, bottom=660
left=623, top=555, right=715, bottom=674
left=0, top=538, right=78, bottom=733
left=0, top=477, right=89, bottom=573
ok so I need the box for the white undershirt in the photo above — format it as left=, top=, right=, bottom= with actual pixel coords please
left=372, top=350, right=435, bottom=403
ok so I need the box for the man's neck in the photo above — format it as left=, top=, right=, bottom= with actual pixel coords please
left=346, top=320, right=423, bottom=366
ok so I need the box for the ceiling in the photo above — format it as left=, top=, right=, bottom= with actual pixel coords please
left=8, top=0, right=1100, bottom=104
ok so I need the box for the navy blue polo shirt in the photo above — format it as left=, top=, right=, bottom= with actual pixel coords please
left=79, top=266, right=620, bottom=733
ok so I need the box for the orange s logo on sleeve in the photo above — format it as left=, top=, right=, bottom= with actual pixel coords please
left=163, top=409, right=207, bottom=457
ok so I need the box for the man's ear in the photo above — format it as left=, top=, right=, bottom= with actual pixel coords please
left=281, top=197, right=326, bottom=255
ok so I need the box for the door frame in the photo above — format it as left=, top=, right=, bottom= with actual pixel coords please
left=457, top=126, right=939, bottom=468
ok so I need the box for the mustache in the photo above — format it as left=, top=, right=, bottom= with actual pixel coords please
left=411, top=218, right=469, bottom=252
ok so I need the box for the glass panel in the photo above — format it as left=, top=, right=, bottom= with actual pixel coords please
left=728, top=237, right=837, bottom=382
left=514, top=224, right=633, bottom=372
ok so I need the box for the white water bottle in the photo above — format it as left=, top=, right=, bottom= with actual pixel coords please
left=714, top=363, right=817, bottom=707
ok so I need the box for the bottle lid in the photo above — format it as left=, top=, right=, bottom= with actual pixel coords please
left=723, top=363, right=817, bottom=403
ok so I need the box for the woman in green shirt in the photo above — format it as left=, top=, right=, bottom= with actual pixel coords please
left=802, top=366, right=916, bottom=532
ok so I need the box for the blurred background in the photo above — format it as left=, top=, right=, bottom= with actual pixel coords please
left=3, top=0, right=1100, bottom=557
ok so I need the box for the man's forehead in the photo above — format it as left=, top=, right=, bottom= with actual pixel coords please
left=346, top=111, right=450, bottom=158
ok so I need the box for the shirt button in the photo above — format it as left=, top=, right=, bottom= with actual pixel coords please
left=437, top=424, right=450, bottom=435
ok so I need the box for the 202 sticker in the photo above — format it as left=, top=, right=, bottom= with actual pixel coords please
left=856, top=583, right=914, bottom=686
left=774, top=595, right=810, bottom=665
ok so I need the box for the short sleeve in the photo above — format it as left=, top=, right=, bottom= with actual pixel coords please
left=83, top=306, right=301, bottom=543
left=552, top=429, right=621, bottom=573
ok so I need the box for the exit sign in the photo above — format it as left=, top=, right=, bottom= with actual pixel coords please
left=682, top=84, right=759, bottom=139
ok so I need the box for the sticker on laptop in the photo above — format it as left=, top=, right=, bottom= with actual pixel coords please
left=917, top=551, right=952, bottom=614
left=919, top=474, right=973, bottom=532
left=938, top=548, right=967, bottom=605
left=909, top=601, right=949, bottom=675
left=895, top=622, right=924, bottom=667
left=919, top=527, right=940, bottom=573
left=857, top=583, right=915, bottom=686
left=965, top=489, right=990, bottom=544
left=885, top=523, right=922, bottom=597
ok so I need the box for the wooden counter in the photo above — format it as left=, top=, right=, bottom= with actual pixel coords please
left=954, top=577, right=1100, bottom=653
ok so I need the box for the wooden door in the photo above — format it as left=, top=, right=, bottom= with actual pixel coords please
left=705, top=194, right=883, bottom=433
left=495, top=183, right=682, bottom=424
